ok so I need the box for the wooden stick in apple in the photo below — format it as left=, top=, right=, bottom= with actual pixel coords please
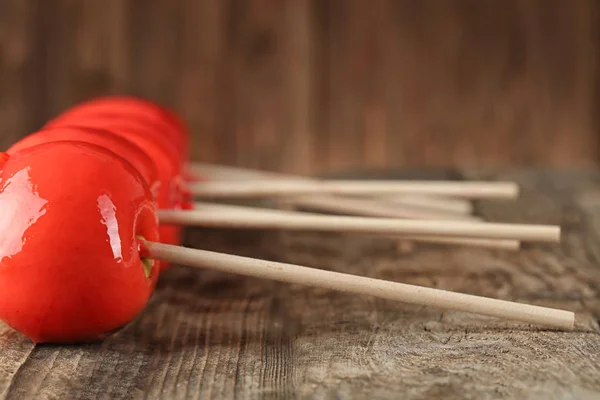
left=139, top=239, right=574, bottom=330
left=157, top=203, right=559, bottom=242
left=160, top=202, right=519, bottom=249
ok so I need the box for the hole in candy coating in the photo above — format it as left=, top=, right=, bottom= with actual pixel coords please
left=136, top=235, right=153, bottom=278
left=134, top=205, right=159, bottom=279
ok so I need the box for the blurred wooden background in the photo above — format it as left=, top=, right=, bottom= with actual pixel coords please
left=0, top=0, right=598, bottom=174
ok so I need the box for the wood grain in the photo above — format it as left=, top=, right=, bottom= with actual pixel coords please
left=1, top=169, right=600, bottom=399
left=280, top=0, right=314, bottom=174
left=229, top=0, right=286, bottom=172
left=177, top=0, right=225, bottom=165
left=0, top=0, right=36, bottom=141
left=0, top=0, right=599, bottom=172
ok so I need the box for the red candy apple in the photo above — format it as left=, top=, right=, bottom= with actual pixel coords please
left=47, top=113, right=183, bottom=175
left=0, top=141, right=159, bottom=343
left=7, top=126, right=160, bottom=199
left=47, top=96, right=189, bottom=165
left=47, top=119, right=187, bottom=246
left=44, top=119, right=188, bottom=271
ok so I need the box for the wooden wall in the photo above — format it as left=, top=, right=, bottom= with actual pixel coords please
left=0, top=0, right=598, bottom=174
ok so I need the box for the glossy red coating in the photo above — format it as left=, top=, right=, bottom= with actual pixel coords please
left=0, top=141, right=159, bottom=343
left=47, top=96, right=189, bottom=163
left=7, top=127, right=161, bottom=200
left=48, top=118, right=188, bottom=205
left=47, top=113, right=183, bottom=174
left=45, top=120, right=188, bottom=266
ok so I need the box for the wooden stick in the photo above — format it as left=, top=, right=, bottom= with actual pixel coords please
left=186, top=163, right=482, bottom=217
left=377, top=194, right=474, bottom=215
left=277, top=195, right=479, bottom=221
left=400, top=236, right=520, bottom=250
left=186, top=162, right=281, bottom=181
left=276, top=196, right=507, bottom=247
left=172, top=202, right=515, bottom=249
left=179, top=202, right=517, bottom=250
left=158, top=203, right=559, bottom=242
left=187, top=180, right=519, bottom=199
left=141, top=240, right=574, bottom=330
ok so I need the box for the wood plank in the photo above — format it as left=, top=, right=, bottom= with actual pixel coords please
left=1, top=170, right=600, bottom=398
left=311, top=0, right=332, bottom=174
left=106, top=0, right=131, bottom=94
left=279, top=0, right=314, bottom=175
left=380, top=0, right=600, bottom=169
left=326, top=0, right=364, bottom=171
left=0, top=0, right=39, bottom=147
left=228, top=0, right=286, bottom=171
left=0, top=323, right=35, bottom=398
left=544, top=0, right=597, bottom=165
left=382, top=0, right=434, bottom=166
left=211, top=0, right=238, bottom=166
left=177, top=0, right=225, bottom=164
left=360, top=0, right=387, bottom=169
left=2, top=0, right=600, bottom=171
left=71, top=0, right=128, bottom=103
left=272, top=169, right=600, bottom=398
left=40, top=0, right=78, bottom=122
left=128, top=0, right=182, bottom=107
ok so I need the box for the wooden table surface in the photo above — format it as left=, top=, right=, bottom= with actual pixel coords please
left=1, top=169, right=600, bottom=399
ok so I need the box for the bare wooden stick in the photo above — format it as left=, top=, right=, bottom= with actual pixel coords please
left=142, top=240, right=574, bottom=330
left=177, top=202, right=517, bottom=250
left=170, top=202, right=514, bottom=249
left=377, top=194, right=474, bottom=215
left=187, top=180, right=519, bottom=199
left=398, top=236, right=520, bottom=250
left=278, top=197, right=505, bottom=247
left=186, top=162, right=280, bottom=181
left=158, top=203, right=559, bottom=242
left=186, top=163, right=483, bottom=217
left=277, top=195, right=479, bottom=221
